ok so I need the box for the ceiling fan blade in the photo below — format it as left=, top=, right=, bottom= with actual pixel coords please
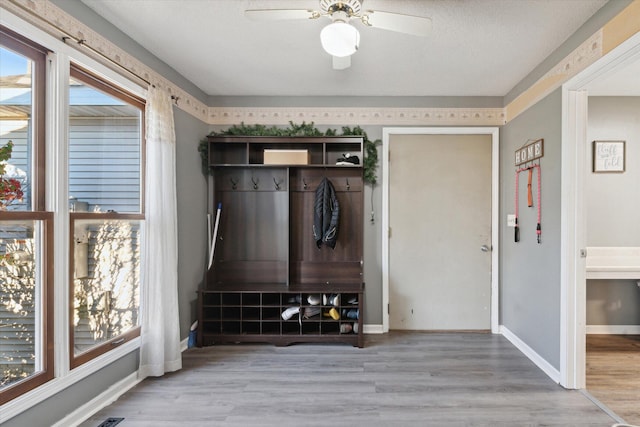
left=245, top=9, right=317, bottom=21
left=363, top=10, right=432, bottom=37
left=333, top=55, right=351, bottom=70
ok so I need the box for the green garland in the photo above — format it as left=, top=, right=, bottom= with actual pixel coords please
left=199, top=121, right=380, bottom=185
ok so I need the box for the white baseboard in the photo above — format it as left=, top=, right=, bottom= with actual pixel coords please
left=500, top=325, right=561, bottom=384
left=68, top=337, right=191, bottom=427
left=363, top=324, right=384, bottom=334
left=586, top=325, right=640, bottom=334
left=53, top=372, right=142, bottom=427
left=1, top=338, right=140, bottom=424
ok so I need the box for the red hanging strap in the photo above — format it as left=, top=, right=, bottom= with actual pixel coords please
left=514, top=170, right=520, bottom=242
left=535, top=164, right=541, bottom=244
left=515, top=164, right=542, bottom=244
left=527, top=167, right=533, bottom=207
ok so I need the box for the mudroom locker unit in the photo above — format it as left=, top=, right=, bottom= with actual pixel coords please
left=197, top=135, right=365, bottom=347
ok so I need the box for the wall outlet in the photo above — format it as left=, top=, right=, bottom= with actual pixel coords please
left=507, top=214, right=516, bottom=227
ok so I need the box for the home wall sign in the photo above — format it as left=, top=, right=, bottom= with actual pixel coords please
left=593, top=140, right=625, bottom=173
left=515, top=138, right=544, bottom=166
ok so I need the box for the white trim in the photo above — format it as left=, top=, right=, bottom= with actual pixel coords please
left=586, top=325, right=640, bottom=335
left=363, top=324, right=384, bottom=334
left=180, top=337, right=189, bottom=352
left=51, top=49, right=72, bottom=379
left=51, top=372, right=141, bottom=427
left=381, top=127, right=500, bottom=334
left=560, top=88, right=588, bottom=390
left=500, top=326, right=561, bottom=384
left=560, top=31, right=640, bottom=391
left=0, top=338, right=140, bottom=423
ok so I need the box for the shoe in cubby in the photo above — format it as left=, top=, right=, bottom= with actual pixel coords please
left=323, top=307, right=340, bottom=320
left=307, top=294, right=321, bottom=305
left=341, top=308, right=358, bottom=320
left=322, top=293, right=340, bottom=307
left=281, top=306, right=300, bottom=320
left=303, top=306, right=321, bottom=319
left=286, top=295, right=302, bottom=304
left=340, top=323, right=353, bottom=334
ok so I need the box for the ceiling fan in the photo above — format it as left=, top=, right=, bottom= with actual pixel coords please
left=245, top=0, right=432, bottom=70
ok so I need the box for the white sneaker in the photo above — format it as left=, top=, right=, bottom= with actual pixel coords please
left=323, top=294, right=340, bottom=307
left=281, top=306, right=300, bottom=320
left=307, top=294, right=321, bottom=305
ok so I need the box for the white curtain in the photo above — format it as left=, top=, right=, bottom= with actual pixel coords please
left=138, top=85, right=182, bottom=378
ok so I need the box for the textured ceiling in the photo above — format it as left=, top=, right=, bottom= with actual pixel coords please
left=80, top=0, right=614, bottom=97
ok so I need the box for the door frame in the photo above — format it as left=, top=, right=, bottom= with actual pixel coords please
left=382, top=127, right=500, bottom=333
left=560, top=31, right=640, bottom=389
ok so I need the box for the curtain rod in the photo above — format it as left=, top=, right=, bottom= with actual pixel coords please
left=62, top=36, right=151, bottom=87
left=9, top=0, right=151, bottom=87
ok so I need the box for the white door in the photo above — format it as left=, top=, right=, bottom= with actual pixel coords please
left=389, top=134, right=492, bottom=330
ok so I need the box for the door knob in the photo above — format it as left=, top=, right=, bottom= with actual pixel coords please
left=481, top=245, right=490, bottom=252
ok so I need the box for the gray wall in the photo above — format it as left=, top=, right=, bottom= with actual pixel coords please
left=209, top=96, right=503, bottom=108
left=585, top=96, right=640, bottom=326
left=586, top=97, right=640, bottom=246
left=500, top=89, right=563, bottom=369
left=175, top=107, right=209, bottom=336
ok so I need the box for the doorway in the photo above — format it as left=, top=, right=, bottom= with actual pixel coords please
left=561, top=31, right=640, bottom=391
left=381, top=127, right=500, bottom=333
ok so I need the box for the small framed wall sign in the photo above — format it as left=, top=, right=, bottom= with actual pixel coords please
left=593, top=140, right=625, bottom=173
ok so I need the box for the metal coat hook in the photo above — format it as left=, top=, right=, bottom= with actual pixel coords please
left=230, top=177, right=238, bottom=190
left=346, top=178, right=350, bottom=191
left=273, top=177, right=282, bottom=190
left=303, top=178, right=308, bottom=190
left=251, top=176, right=259, bottom=190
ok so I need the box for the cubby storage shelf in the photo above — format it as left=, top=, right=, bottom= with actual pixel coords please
left=208, top=135, right=364, bottom=167
left=198, top=283, right=364, bottom=347
left=199, top=136, right=365, bottom=348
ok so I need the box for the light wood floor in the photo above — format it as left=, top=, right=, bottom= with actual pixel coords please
left=586, top=334, right=640, bottom=426
left=80, top=332, right=617, bottom=427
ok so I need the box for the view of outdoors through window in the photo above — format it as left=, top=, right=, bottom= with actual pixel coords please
left=68, top=66, right=143, bottom=360
left=72, top=219, right=140, bottom=355
left=1, top=45, right=39, bottom=391
left=0, top=46, right=31, bottom=211
left=0, top=221, right=40, bottom=390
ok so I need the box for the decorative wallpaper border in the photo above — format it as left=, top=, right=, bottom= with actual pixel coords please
left=208, top=107, right=506, bottom=126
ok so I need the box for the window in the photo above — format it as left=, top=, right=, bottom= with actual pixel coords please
left=0, top=25, right=52, bottom=405
left=68, top=64, right=145, bottom=368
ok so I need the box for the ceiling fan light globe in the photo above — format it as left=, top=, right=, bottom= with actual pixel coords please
left=320, top=22, right=359, bottom=57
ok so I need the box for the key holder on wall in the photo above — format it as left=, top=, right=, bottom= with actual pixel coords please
left=514, top=139, right=543, bottom=244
